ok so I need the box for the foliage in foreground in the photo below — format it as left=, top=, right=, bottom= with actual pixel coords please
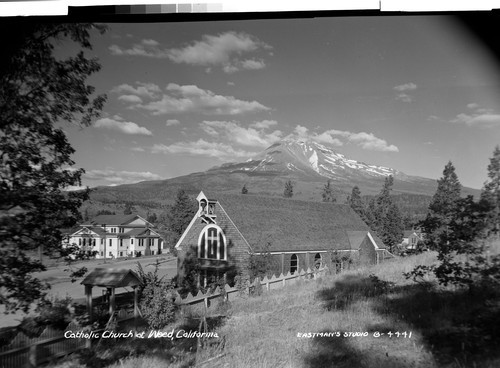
left=407, top=156, right=500, bottom=288
left=136, top=260, right=177, bottom=329
left=0, top=23, right=106, bottom=312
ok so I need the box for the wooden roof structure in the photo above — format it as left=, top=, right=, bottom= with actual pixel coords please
left=81, top=268, right=142, bottom=288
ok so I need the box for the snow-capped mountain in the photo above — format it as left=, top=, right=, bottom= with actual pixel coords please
left=88, top=138, right=479, bottom=215
left=209, top=139, right=411, bottom=183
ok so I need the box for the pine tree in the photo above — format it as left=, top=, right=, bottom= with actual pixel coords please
left=322, top=180, right=336, bottom=202
left=376, top=176, right=394, bottom=212
left=348, top=186, right=365, bottom=219
left=381, top=203, right=404, bottom=252
left=146, top=212, right=158, bottom=224
left=371, top=176, right=395, bottom=232
left=241, top=184, right=248, bottom=194
left=421, top=161, right=462, bottom=250
left=481, top=146, right=500, bottom=235
left=363, top=176, right=403, bottom=249
left=159, top=189, right=197, bottom=249
left=123, top=203, right=135, bottom=215
left=284, top=180, right=294, bottom=198
left=429, top=161, right=461, bottom=215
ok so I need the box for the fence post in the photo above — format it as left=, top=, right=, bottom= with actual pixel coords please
left=27, top=344, right=38, bottom=368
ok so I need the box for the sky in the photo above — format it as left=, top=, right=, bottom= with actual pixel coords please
left=58, top=15, right=500, bottom=190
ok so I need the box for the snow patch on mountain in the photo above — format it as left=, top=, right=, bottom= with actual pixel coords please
left=309, top=151, right=319, bottom=172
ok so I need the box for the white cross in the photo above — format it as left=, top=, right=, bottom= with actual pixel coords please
left=207, top=230, right=218, bottom=258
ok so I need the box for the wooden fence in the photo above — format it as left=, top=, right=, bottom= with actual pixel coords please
left=174, top=266, right=329, bottom=309
left=0, top=309, right=137, bottom=368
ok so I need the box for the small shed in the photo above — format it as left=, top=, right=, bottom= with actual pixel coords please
left=81, top=268, right=142, bottom=321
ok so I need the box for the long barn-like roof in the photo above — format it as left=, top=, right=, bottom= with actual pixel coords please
left=202, top=192, right=378, bottom=252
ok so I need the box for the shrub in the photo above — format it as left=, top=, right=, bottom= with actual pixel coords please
left=140, top=280, right=177, bottom=329
left=18, top=296, right=75, bottom=336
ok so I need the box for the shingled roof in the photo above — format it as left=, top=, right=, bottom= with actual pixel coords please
left=203, top=192, right=376, bottom=252
left=89, top=214, right=143, bottom=226
left=81, top=268, right=142, bottom=288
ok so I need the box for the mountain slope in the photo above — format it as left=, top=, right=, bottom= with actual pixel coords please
left=88, top=139, right=479, bottom=208
left=205, top=139, right=443, bottom=196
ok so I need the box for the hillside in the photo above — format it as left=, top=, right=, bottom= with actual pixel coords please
left=84, top=252, right=500, bottom=368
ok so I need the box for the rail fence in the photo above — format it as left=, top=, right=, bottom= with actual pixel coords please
left=174, top=265, right=329, bottom=309
left=0, top=309, right=137, bottom=368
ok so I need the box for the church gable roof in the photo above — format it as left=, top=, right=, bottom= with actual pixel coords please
left=202, top=192, right=373, bottom=252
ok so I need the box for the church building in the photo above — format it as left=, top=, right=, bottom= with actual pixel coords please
left=175, top=191, right=389, bottom=287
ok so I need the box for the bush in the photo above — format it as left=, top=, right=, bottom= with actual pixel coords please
left=18, top=296, right=75, bottom=337
left=140, top=280, right=177, bottom=329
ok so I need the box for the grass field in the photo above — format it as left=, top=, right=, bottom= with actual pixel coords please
left=53, top=252, right=500, bottom=368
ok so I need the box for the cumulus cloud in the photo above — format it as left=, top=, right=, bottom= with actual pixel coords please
left=83, top=169, right=163, bottom=185
left=241, top=59, right=266, bottom=70
left=94, top=117, right=153, bottom=136
left=286, top=125, right=398, bottom=152
left=250, top=120, right=278, bottom=129
left=451, top=104, right=500, bottom=128
left=151, top=139, right=254, bottom=160
left=200, top=120, right=282, bottom=148
left=393, top=82, right=417, bottom=92
left=110, top=32, right=271, bottom=74
left=122, top=83, right=271, bottom=115
left=393, top=82, right=417, bottom=103
left=452, top=113, right=500, bottom=128
left=395, top=93, right=413, bottom=103
left=109, top=39, right=166, bottom=57
left=111, top=82, right=162, bottom=99
left=166, top=119, right=180, bottom=126
left=118, top=95, right=143, bottom=104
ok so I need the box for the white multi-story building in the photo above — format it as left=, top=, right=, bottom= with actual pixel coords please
left=65, top=214, right=164, bottom=259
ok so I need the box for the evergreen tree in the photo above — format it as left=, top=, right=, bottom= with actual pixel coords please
left=381, top=203, right=404, bottom=252
left=96, top=209, right=115, bottom=216
left=481, top=146, right=500, bottom=235
left=0, top=23, right=106, bottom=312
left=123, top=203, right=135, bottom=215
left=349, top=186, right=365, bottom=220
left=241, top=184, right=248, bottom=194
left=83, top=208, right=90, bottom=222
left=421, top=161, right=462, bottom=250
left=322, top=180, right=336, bottom=202
left=375, top=176, right=394, bottom=222
left=429, top=161, right=462, bottom=215
left=363, top=176, right=403, bottom=249
left=159, top=189, right=197, bottom=249
left=284, top=180, right=294, bottom=198
left=146, top=212, right=158, bottom=224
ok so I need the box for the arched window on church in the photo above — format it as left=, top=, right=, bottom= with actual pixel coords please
left=198, top=225, right=226, bottom=260
left=290, top=254, right=298, bottom=274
